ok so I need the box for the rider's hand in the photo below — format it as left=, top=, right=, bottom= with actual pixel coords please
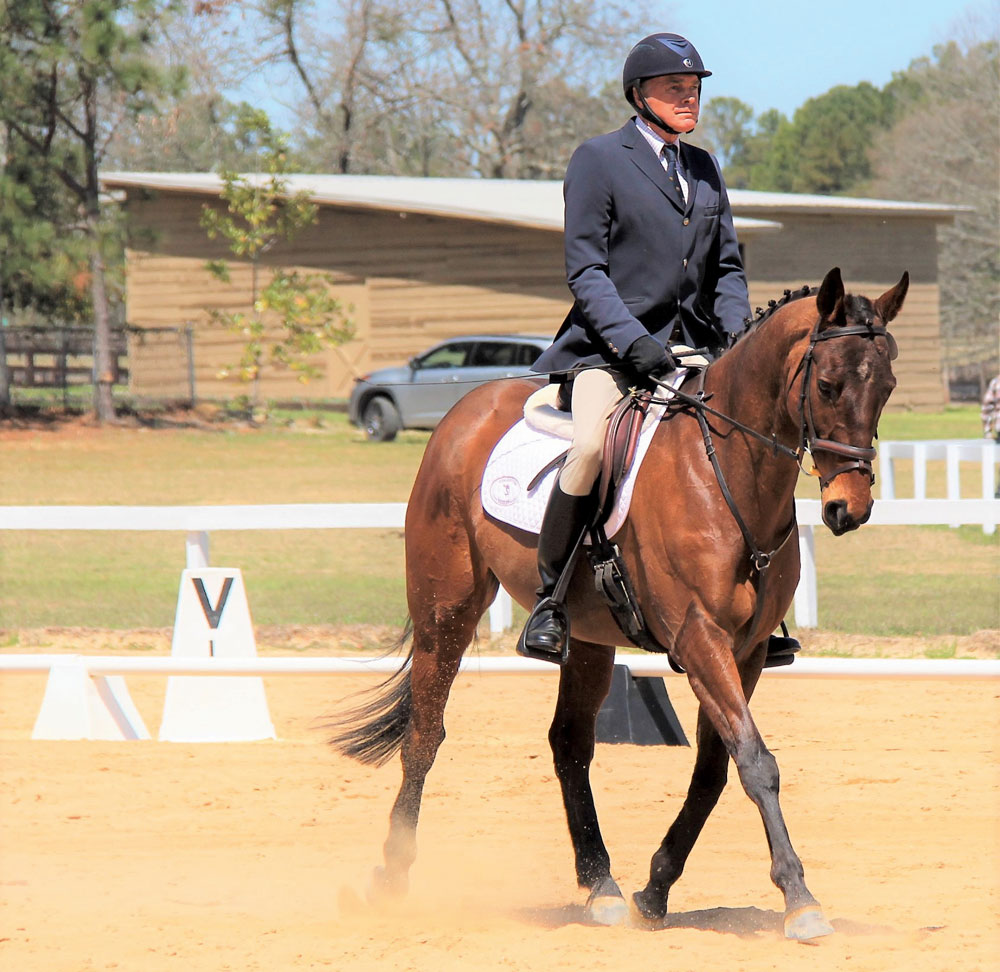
left=623, top=335, right=679, bottom=379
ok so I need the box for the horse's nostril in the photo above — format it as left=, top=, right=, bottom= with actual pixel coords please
left=823, top=499, right=848, bottom=532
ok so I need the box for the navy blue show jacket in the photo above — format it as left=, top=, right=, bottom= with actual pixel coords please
left=532, top=119, right=751, bottom=378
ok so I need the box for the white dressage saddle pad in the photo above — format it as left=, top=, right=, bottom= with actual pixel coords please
left=481, top=370, right=689, bottom=538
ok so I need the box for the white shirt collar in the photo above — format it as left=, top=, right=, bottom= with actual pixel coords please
left=634, top=116, right=681, bottom=158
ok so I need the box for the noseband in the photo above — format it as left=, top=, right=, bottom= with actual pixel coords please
left=794, top=320, right=895, bottom=489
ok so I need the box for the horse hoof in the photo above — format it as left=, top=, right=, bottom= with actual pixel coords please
left=784, top=905, right=835, bottom=941
left=586, top=877, right=628, bottom=926
left=631, top=887, right=668, bottom=921
left=366, top=865, right=407, bottom=905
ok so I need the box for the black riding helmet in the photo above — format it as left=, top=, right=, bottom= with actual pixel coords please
left=623, top=33, right=711, bottom=135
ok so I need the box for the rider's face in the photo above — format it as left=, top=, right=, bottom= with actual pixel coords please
left=638, top=73, right=700, bottom=138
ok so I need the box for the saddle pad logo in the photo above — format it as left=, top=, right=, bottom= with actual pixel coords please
left=489, top=476, right=521, bottom=506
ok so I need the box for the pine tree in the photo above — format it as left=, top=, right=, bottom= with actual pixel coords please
left=0, top=0, right=184, bottom=421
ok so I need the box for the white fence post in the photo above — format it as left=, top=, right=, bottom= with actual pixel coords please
left=794, top=526, right=818, bottom=628
left=946, top=443, right=961, bottom=527
left=982, top=440, right=997, bottom=536
left=489, top=588, right=513, bottom=634
left=879, top=443, right=897, bottom=499
left=186, top=530, right=210, bottom=568
left=913, top=442, right=928, bottom=500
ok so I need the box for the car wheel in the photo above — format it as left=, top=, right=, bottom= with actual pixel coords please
left=362, top=397, right=401, bottom=442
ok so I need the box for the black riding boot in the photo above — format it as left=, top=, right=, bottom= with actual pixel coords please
left=516, top=482, right=596, bottom=665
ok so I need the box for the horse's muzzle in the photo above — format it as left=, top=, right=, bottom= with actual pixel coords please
left=822, top=497, right=873, bottom=535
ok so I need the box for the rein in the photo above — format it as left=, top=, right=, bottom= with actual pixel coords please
left=643, top=314, right=892, bottom=657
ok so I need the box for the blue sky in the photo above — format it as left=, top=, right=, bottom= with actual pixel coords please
left=668, top=0, right=995, bottom=116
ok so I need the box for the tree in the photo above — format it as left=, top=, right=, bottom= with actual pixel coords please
left=201, top=110, right=353, bottom=411
left=0, top=0, right=185, bottom=421
left=231, top=0, right=644, bottom=177
left=102, top=2, right=288, bottom=172
left=0, top=125, right=92, bottom=322
left=747, top=82, right=898, bottom=194
left=867, top=37, right=999, bottom=382
left=695, top=96, right=755, bottom=170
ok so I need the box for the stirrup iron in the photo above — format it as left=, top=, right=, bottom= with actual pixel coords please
left=516, top=596, right=571, bottom=665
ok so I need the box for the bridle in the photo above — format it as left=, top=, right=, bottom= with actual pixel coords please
left=647, top=313, right=895, bottom=489
left=790, top=317, right=897, bottom=489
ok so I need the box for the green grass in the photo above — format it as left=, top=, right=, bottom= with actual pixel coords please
left=876, top=404, right=981, bottom=441
left=0, top=407, right=996, bottom=637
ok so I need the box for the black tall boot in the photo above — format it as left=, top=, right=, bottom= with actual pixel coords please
left=516, top=482, right=596, bottom=665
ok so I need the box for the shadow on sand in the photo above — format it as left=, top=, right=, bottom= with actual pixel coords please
left=516, top=901, right=899, bottom=939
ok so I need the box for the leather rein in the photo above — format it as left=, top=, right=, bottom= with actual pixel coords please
left=654, top=316, right=894, bottom=488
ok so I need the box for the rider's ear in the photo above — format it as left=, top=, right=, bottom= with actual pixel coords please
left=816, top=267, right=845, bottom=327
left=874, top=271, right=909, bottom=324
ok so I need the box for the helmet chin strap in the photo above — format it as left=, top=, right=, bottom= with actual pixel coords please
left=634, top=87, right=681, bottom=136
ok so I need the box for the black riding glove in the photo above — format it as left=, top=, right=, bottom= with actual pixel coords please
left=623, top=335, right=679, bottom=379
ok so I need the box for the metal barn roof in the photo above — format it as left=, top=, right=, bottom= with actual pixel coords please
left=101, top=172, right=963, bottom=236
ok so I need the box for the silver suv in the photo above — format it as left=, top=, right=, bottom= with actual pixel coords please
left=348, top=334, right=551, bottom=441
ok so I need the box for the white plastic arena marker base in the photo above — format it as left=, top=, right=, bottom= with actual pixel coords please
left=159, top=568, right=276, bottom=742
left=32, top=657, right=151, bottom=741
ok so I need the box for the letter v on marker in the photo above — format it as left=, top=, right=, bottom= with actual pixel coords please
left=193, top=576, right=234, bottom=629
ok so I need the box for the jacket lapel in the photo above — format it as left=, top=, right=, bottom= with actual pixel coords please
left=620, top=120, right=686, bottom=215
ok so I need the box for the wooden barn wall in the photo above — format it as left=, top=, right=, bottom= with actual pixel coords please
left=122, top=190, right=945, bottom=409
left=744, top=214, right=945, bottom=410
left=123, top=192, right=568, bottom=400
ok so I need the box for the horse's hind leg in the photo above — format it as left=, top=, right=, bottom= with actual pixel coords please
left=548, top=640, right=625, bottom=925
left=372, top=545, right=496, bottom=901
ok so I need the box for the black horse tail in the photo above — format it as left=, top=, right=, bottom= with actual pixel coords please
left=328, top=619, right=414, bottom=766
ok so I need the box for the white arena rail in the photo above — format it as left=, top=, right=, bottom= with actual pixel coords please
left=879, top=438, right=998, bottom=534
left=0, top=497, right=996, bottom=630
left=2, top=653, right=997, bottom=679
left=2, top=497, right=996, bottom=741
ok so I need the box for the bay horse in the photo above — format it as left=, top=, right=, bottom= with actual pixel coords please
left=331, top=267, right=907, bottom=940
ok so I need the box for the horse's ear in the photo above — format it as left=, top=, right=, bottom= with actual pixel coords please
left=875, top=271, right=909, bottom=323
left=816, top=267, right=845, bottom=326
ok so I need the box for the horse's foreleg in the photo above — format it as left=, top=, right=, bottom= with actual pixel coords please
left=633, top=706, right=729, bottom=920
left=650, top=610, right=833, bottom=940
left=548, top=640, right=625, bottom=925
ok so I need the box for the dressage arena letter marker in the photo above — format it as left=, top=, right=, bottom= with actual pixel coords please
left=159, top=568, right=276, bottom=742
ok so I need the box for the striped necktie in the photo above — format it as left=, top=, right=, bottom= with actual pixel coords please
left=662, top=143, right=685, bottom=203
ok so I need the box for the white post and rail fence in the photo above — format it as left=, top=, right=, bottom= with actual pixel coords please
left=1, top=439, right=996, bottom=741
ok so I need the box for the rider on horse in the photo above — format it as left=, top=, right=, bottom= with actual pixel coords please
left=518, top=32, right=752, bottom=662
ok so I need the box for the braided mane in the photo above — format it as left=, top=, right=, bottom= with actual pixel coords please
left=724, top=284, right=816, bottom=351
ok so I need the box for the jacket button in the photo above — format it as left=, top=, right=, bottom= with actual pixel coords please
left=683, top=218, right=690, bottom=226
left=683, top=258, right=688, bottom=267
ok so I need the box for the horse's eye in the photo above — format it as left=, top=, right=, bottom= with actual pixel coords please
left=817, top=379, right=834, bottom=399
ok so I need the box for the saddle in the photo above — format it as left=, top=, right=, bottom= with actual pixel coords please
left=525, top=387, right=654, bottom=519
left=599, top=390, right=653, bottom=519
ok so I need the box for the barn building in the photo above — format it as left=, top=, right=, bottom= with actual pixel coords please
left=101, top=173, right=960, bottom=411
